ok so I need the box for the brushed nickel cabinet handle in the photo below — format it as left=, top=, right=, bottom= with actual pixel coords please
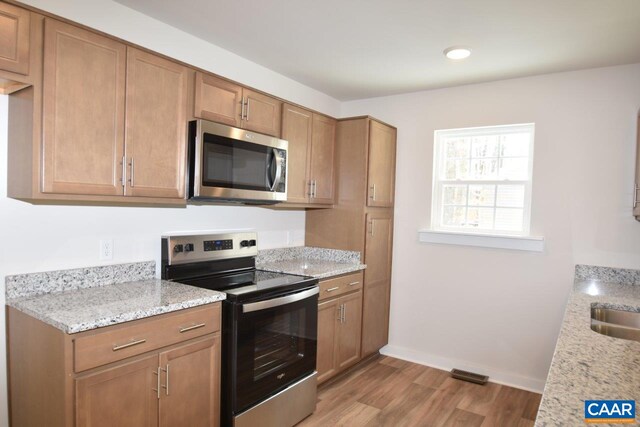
left=240, top=97, right=246, bottom=119
left=112, top=338, right=146, bottom=351
left=121, top=156, right=126, bottom=187
left=336, top=306, right=342, bottom=321
left=342, top=303, right=346, bottom=323
left=369, top=184, right=376, bottom=201
left=634, top=184, right=639, bottom=209
left=129, top=158, right=135, bottom=187
left=179, top=322, right=206, bottom=333
left=245, top=98, right=250, bottom=121
left=152, top=366, right=161, bottom=399
left=325, top=286, right=340, bottom=292
left=313, top=180, right=317, bottom=198
left=161, top=364, right=169, bottom=396
left=348, top=281, right=360, bottom=286
left=368, top=220, right=375, bottom=236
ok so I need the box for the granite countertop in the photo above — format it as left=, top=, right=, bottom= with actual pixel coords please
left=5, top=261, right=226, bottom=334
left=7, top=279, right=225, bottom=334
left=535, top=267, right=640, bottom=426
left=256, top=246, right=366, bottom=279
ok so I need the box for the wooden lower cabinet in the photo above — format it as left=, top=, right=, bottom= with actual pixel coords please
left=158, top=337, right=220, bottom=427
left=7, top=303, right=222, bottom=427
left=316, top=287, right=362, bottom=384
left=76, top=355, right=159, bottom=427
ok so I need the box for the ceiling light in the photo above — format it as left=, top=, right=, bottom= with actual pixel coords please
left=444, top=47, right=471, bottom=60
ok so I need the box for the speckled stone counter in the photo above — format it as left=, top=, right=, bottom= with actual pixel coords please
left=5, top=262, right=225, bottom=334
left=256, top=246, right=366, bottom=279
left=535, top=265, right=640, bottom=426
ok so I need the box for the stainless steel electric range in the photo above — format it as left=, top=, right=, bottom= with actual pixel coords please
left=161, top=232, right=318, bottom=427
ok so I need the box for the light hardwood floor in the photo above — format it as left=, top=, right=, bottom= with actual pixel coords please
left=299, top=355, right=541, bottom=427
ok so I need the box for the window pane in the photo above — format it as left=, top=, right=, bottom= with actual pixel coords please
left=471, top=136, right=499, bottom=158
left=445, top=138, right=470, bottom=158
left=495, top=208, right=524, bottom=231
left=496, top=185, right=525, bottom=208
left=445, top=159, right=470, bottom=179
left=443, top=206, right=466, bottom=226
left=443, top=185, right=467, bottom=205
left=470, top=159, right=498, bottom=180
left=466, top=207, right=494, bottom=229
left=468, top=185, right=495, bottom=206
left=498, top=158, right=528, bottom=180
left=500, top=133, right=530, bottom=157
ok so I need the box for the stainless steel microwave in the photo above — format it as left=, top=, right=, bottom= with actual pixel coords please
left=188, top=120, right=288, bottom=204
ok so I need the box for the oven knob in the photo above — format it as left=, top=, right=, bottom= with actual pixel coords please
left=240, top=240, right=250, bottom=247
left=248, top=239, right=256, bottom=247
left=173, top=244, right=184, bottom=254
left=184, top=243, right=195, bottom=252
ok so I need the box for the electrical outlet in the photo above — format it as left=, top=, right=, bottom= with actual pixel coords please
left=100, top=239, right=113, bottom=261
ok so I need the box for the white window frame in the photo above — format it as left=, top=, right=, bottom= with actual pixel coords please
left=430, top=123, right=535, bottom=237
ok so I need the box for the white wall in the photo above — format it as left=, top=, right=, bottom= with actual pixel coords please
left=341, top=64, right=640, bottom=392
left=0, top=2, right=342, bottom=426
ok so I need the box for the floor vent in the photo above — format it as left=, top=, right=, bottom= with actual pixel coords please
left=450, top=369, right=488, bottom=385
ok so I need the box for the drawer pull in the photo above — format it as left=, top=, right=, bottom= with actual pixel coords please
left=179, top=322, right=206, bottom=333
left=348, top=281, right=360, bottom=286
left=325, top=286, right=340, bottom=292
left=112, top=338, right=146, bottom=351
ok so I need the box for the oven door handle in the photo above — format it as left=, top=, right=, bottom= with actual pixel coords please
left=242, top=287, right=318, bottom=313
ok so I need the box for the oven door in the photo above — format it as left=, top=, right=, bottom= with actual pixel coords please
left=233, top=286, right=318, bottom=414
left=191, top=120, right=287, bottom=202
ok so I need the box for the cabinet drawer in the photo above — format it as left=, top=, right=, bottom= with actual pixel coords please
left=318, top=271, right=363, bottom=301
left=74, top=303, right=220, bottom=372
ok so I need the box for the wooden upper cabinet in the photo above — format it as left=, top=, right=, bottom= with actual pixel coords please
left=309, top=114, right=336, bottom=204
left=42, top=18, right=126, bottom=196
left=194, top=72, right=242, bottom=128
left=362, top=211, right=393, bottom=357
left=367, top=120, right=397, bottom=207
left=243, top=88, right=282, bottom=137
left=0, top=2, right=30, bottom=75
left=194, top=72, right=282, bottom=137
left=159, top=336, right=220, bottom=427
left=76, top=355, right=159, bottom=427
left=281, top=103, right=312, bottom=204
left=125, top=48, right=188, bottom=199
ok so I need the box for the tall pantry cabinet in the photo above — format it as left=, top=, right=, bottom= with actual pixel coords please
left=306, top=116, right=397, bottom=357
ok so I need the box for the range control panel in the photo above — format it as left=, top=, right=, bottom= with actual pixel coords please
left=162, top=232, right=258, bottom=265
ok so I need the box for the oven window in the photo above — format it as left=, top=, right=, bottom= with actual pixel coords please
left=202, top=133, right=270, bottom=191
left=253, top=310, right=306, bottom=381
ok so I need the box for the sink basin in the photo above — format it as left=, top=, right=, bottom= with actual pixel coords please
left=591, top=307, right=640, bottom=343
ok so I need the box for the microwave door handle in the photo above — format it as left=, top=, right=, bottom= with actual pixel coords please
left=269, top=148, right=283, bottom=191
left=242, top=287, right=319, bottom=313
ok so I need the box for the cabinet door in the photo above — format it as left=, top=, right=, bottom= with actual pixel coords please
left=281, top=104, right=312, bottom=203
left=309, top=114, right=336, bottom=204
left=317, top=298, right=340, bottom=384
left=242, top=88, right=282, bottom=137
left=125, top=48, right=188, bottom=199
left=367, top=120, right=396, bottom=207
left=362, top=211, right=394, bottom=356
left=194, top=72, right=243, bottom=128
left=336, top=291, right=362, bottom=370
left=0, top=2, right=30, bottom=75
left=159, top=336, right=220, bottom=427
left=42, top=19, right=126, bottom=196
left=76, top=355, right=158, bottom=427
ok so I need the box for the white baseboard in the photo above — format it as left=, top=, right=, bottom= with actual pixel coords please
left=380, top=344, right=546, bottom=393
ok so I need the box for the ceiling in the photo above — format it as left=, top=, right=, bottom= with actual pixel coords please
left=114, top=0, right=640, bottom=101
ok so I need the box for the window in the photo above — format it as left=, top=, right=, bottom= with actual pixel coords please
left=431, top=123, right=534, bottom=236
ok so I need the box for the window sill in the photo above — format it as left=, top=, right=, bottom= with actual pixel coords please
left=418, top=230, right=545, bottom=252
